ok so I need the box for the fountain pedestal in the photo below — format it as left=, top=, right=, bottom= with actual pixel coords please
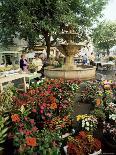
left=44, top=30, right=96, bottom=80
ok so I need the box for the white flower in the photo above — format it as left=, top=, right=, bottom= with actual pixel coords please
left=85, top=127, right=89, bottom=131
left=86, top=122, right=89, bottom=126
left=109, top=114, right=116, bottom=121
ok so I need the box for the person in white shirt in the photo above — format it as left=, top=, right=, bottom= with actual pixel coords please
left=82, top=54, right=88, bottom=65
left=32, top=54, right=43, bottom=72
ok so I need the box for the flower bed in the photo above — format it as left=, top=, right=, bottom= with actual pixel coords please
left=0, top=79, right=115, bottom=154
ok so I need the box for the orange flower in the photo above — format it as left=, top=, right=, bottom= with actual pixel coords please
left=11, top=114, right=20, bottom=122
left=96, top=98, right=101, bottom=106
left=26, top=137, right=37, bottom=147
left=50, top=103, right=57, bottom=110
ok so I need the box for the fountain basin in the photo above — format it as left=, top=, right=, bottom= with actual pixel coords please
left=44, top=66, right=96, bottom=80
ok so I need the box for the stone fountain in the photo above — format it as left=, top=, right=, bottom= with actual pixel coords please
left=44, top=29, right=96, bottom=80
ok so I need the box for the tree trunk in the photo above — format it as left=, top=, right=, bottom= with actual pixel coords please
left=46, top=36, right=50, bottom=59
left=43, top=31, right=51, bottom=59
left=106, top=48, right=110, bottom=55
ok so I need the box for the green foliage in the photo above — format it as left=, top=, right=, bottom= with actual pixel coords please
left=93, top=21, right=116, bottom=53
left=91, top=109, right=106, bottom=121
left=0, top=83, right=15, bottom=113
left=0, top=0, right=108, bottom=50
left=37, top=128, right=62, bottom=155
left=0, top=116, right=8, bottom=151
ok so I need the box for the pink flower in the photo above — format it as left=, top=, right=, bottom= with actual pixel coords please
left=19, top=128, right=24, bottom=133
left=32, top=126, right=38, bottom=132
left=46, top=113, right=52, bottom=117
left=40, top=106, right=44, bottom=110
left=32, top=109, right=37, bottom=113
left=25, top=130, right=32, bottom=136
left=24, top=117, right=28, bottom=121
left=30, top=119, right=35, bottom=124
left=19, top=123, right=24, bottom=127
left=40, top=110, right=44, bottom=114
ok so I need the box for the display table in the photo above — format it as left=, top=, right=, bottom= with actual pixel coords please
left=24, top=73, right=41, bottom=85
left=101, top=61, right=115, bottom=70
left=0, top=73, right=41, bottom=93
left=0, top=73, right=27, bottom=93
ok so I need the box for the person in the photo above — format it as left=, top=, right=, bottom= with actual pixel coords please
left=82, top=54, right=88, bottom=65
left=32, top=54, right=44, bottom=78
left=89, top=52, right=95, bottom=66
left=20, top=54, right=28, bottom=72
left=32, top=54, right=43, bottom=72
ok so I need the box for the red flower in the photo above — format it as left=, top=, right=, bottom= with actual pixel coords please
left=11, top=114, right=20, bottom=123
left=26, top=137, right=37, bottom=147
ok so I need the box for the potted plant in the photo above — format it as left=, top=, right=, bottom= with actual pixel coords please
left=66, top=131, right=102, bottom=155
left=103, top=121, right=116, bottom=149
left=76, top=114, right=98, bottom=134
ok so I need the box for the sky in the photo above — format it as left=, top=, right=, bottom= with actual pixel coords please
left=103, top=0, right=116, bottom=21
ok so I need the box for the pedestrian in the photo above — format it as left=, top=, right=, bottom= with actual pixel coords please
left=82, top=54, right=88, bottom=65
left=20, top=54, right=28, bottom=72
left=89, top=52, right=95, bottom=66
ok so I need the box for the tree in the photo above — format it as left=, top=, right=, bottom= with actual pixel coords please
left=93, top=21, right=116, bottom=55
left=0, top=0, right=108, bottom=58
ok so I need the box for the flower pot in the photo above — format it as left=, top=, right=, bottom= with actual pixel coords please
left=89, top=149, right=102, bottom=155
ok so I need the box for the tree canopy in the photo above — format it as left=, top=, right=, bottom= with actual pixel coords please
left=0, top=0, right=108, bottom=58
left=93, top=21, right=116, bottom=54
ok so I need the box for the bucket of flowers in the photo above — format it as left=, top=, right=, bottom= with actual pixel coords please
left=66, top=131, right=102, bottom=155
left=103, top=102, right=116, bottom=149
left=103, top=122, right=116, bottom=149
left=76, top=114, right=98, bottom=134
left=105, top=102, right=116, bottom=123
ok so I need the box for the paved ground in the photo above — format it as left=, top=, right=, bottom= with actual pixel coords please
left=96, top=69, right=116, bottom=81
